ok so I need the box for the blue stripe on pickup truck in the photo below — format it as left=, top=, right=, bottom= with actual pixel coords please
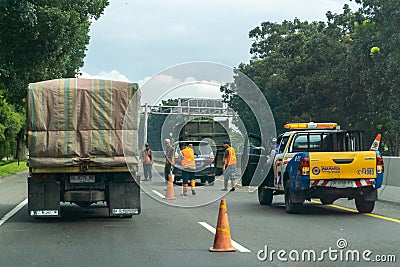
left=286, top=152, right=311, bottom=192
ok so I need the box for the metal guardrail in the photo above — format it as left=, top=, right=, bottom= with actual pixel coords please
left=379, top=157, right=400, bottom=203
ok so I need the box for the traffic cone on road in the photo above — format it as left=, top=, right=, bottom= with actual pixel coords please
left=370, top=134, right=381, bottom=151
left=165, top=173, right=176, bottom=200
left=209, top=199, right=236, bottom=252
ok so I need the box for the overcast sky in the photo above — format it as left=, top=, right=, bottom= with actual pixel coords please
left=81, top=0, right=359, bottom=104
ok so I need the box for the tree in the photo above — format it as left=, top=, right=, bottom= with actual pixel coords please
left=0, top=0, right=109, bottom=108
left=223, top=1, right=400, bottom=154
left=0, top=92, right=24, bottom=159
left=349, top=0, right=400, bottom=155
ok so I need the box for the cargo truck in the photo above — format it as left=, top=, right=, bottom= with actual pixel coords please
left=27, top=78, right=141, bottom=218
left=173, top=119, right=230, bottom=184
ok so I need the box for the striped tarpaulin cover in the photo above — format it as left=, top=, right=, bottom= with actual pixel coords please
left=27, top=78, right=141, bottom=168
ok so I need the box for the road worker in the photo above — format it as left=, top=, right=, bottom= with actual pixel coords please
left=222, top=140, right=237, bottom=191
left=164, top=139, right=174, bottom=183
left=141, top=143, right=153, bottom=181
left=179, top=142, right=196, bottom=196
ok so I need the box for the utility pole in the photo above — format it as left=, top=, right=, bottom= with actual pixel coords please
left=143, top=103, right=148, bottom=147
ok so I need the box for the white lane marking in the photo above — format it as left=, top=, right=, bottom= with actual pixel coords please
left=0, top=198, right=28, bottom=227
left=152, top=190, right=165, bottom=199
left=198, top=221, right=251, bottom=253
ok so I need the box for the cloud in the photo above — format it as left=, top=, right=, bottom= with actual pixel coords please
left=83, top=0, right=360, bottom=82
left=80, top=70, right=131, bottom=82
left=78, top=69, right=223, bottom=105
left=140, top=73, right=225, bottom=105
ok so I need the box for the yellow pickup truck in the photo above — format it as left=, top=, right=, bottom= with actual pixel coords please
left=242, top=122, right=384, bottom=214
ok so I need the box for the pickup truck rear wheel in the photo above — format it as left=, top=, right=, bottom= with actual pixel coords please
left=258, top=186, right=273, bottom=205
left=355, top=197, right=375, bottom=213
left=284, top=181, right=302, bottom=214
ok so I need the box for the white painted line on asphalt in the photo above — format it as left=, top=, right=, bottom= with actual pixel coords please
left=152, top=190, right=165, bottom=199
left=0, top=198, right=28, bottom=227
left=198, top=221, right=251, bottom=253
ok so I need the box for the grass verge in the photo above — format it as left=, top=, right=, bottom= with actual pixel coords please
left=0, top=160, right=28, bottom=177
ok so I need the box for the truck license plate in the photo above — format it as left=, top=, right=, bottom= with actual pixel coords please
left=70, top=175, right=95, bottom=183
left=330, top=180, right=353, bottom=188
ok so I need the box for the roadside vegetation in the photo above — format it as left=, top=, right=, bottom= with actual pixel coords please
left=0, top=160, right=28, bottom=177
left=222, top=0, right=400, bottom=155
left=0, top=0, right=109, bottom=161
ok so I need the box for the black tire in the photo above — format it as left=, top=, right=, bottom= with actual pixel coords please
left=284, top=181, right=302, bottom=214
left=355, top=197, right=375, bottom=213
left=207, top=177, right=215, bottom=186
left=258, top=186, right=273, bottom=205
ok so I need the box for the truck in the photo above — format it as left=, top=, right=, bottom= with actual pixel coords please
left=242, top=122, right=384, bottom=214
left=172, top=119, right=230, bottom=184
left=27, top=78, right=141, bottom=218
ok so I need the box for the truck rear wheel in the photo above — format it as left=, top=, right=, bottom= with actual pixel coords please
left=258, top=186, right=273, bottom=205
left=355, top=197, right=375, bottom=213
left=284, top=181, right=302, bottom=214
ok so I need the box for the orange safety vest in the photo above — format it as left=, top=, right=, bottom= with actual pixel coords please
left=181, top=147, right=195, bottom=169
left=143, top=149, right=152, bottom=164
left=224, top=146, right=237, bottom=166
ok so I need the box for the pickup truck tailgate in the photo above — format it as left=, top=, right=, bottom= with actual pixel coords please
left=309, top=151, right=376, bottom=180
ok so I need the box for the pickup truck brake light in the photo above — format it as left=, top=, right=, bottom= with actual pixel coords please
left=297, top=157, right=310, bottom=176
left=376, top=155, right=384, bottom=174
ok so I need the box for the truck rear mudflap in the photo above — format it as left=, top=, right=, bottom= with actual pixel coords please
left=28, top=177, right=60, bottom=217
left=108, top=181, right=141, bottom=217
left=28, top=172, right=141, bottom=218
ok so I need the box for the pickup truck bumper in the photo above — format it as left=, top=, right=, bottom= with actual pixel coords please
left=291, top=176, right=382, bottom=192
left=289, top=177, right=379, bottom=203
left=309, top=186, right=378, bottom=201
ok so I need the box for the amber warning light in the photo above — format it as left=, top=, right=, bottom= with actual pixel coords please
left=284, top=122, right=338, bottom=130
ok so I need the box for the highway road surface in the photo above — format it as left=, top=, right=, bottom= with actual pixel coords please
left=0, top=165, right=399, bottom=266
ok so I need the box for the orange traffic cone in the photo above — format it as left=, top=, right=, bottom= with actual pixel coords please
left=370, top=134, right=381, bottom=151
left=165, top=173, right=176, bottom=200
left=209, top=199, right=236, bottom=252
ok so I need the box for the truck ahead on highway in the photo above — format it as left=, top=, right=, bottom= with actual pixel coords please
left=242, top=122, right=384, bottom=213
left=27, top=78, right=141, bottom=218
left=173, top=119, right=230, bottom=184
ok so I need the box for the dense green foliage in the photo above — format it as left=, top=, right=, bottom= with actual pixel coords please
left=0, top=0, right=108, bottom=159
left=0, top=0, right=109, bottom=107
left=0, top=92, right=24, bottom=159
left=222, top=0, right=400, bottom=155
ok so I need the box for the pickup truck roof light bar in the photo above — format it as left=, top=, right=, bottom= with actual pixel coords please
left=284, top=122, right=338, bottom=130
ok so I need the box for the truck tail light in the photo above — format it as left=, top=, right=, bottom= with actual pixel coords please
left=32, top=174, right=48, bottom=182
left=376, top=155, right=384, bottom=174
left=297, top=157, right=310, bottom=176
